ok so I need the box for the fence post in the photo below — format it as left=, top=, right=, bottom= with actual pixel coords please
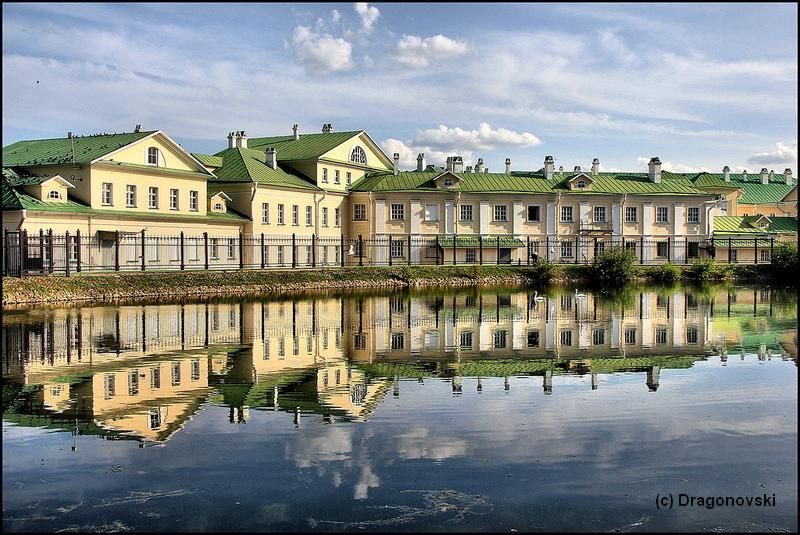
left=388, top=236, right=393, bottom=266
left=203, top=232, right=209, bottom=270
left=39, top=229, right=44, bottom=274
left=239, top=232, right=244, bottom=269
left=728, top=237, right=732, bottom=263
left=407, top=235, right=411, bottom=266
left=141, top=229, right=146, bottom=271
left=180, top=231, right=185, bottom=271
left=710, top=236, right=715, bottom=259
left=754, top=238, right=758, bottom=265
left=640, top=236, right=644, bottom=265
left=545, top=235, right=549, bottom=263
left=358, top=234, right=363, bottom=266
left=770, top=237, right=774, bottom=263
left=453, top=233, right=457, bottom=265
left=685, top=238, right=689, bottom=265
left=21, top=229, right=28, bottom=277
left=65, top=230, right=71, bottom=277
left=292, top=233, right=297, bottom=268
left=574, top=236, right=579, bottom=265
left=527, top=236, right=531, bottom=265
left=76, top=229, right=81, bottom=272
left=496, top=236, right=500, bottom=265
left=48, top=229, right=54, bottom=273
left=312, top=234, right=316, bottom=268
left=666, top=236, right=671, bottom=263
left=593, top=237, right=597, bottom=263
left=115, top=230, right=120, bottom=272
left=261, top=233, right=265, bottom=269
left=341, top=234, right=345, bottom=267
left=3, top=229, right=8, bottom=276
left=479, top=235, right=483, bottom=265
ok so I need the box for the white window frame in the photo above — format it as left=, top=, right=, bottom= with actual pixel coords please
left=102, top=183, right=113, bottom=206
left=527, top=205, right=541, bottom=222
left=353, top=203, right=367, bottom=221
left=335, top=207, right=341, bottom=227
left=170, top=188, right=179, bottom=210
left=292, top=205, right=299, bottom=226
left=350, top=146, right=367, bottom=165
left=322, top=168, right=328, bottom=183
left=625, top=206, right=637, bottom=222
left=561, top=206, right=573, bottom=222
left=656, top=206, right=669, bottom=223
left=334, top=170, right=340, bottom=184
left=561, top=240, right=574, bottom=258
left=460, top=204, right=473, bottom=221
left=465, top=248, right=476, bottom=263
left=126, top=185, right=137, bottom=208
left=687, top=207, right=700, bottom=224
left=47, top=190, right=61, bottom=200
left=346, top=172, right=352, bottom=185
left=189, top=190, right=199, bottom=212
left=148, top=187, right=158, bottom=209
left=262, top=203, right=269, bottom=224
left=494, top=205, right=508, bottom=222
left=147, top=146, right=159, bottom=166
left=390, top=239, right=404, bottom=258
left=322, top=207, right=329, bottom=227
left=390, top=203, right=405, bottom=221
left=593, top=206, right=606, bottom=222
left=277, top=204, right=285, bottom=225
left=305, top=205, right=313, bottom=226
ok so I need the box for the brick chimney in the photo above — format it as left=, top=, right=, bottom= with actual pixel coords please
left=393, top=153, right=400, bottom=175
left=475, top=158, right=484, bottom=173
left=591, top=158, right=599, bottom=176
left=266, top=147, right=277, bottom=170
left=760, top=168, right=769, bottom=184
left=544, top=155, right=554, bottom=180
left=505, top=158, right=511, bottom=174
left=723, top=165, right=730, bottom=182
left=785, top=168, right=793, bottom=185
left=648, top=157, right=662, bottom=184
left=416, top=153, right=426, bottom=172
left=292, top=124, right=300, bottom=140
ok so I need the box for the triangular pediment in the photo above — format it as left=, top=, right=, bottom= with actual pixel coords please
left=433, top=171, right=461, bottom=189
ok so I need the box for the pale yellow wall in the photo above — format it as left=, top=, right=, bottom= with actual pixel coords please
left=104, top=135, right=200, bottom=173
left=16, top=164, right=92, bottom=203
left=23, top=181, right=70, bottom=203
left=89, top=166, right=209, bottom=215
left=738, top=204, right=796, bottom=217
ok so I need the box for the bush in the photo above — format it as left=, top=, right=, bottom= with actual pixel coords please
left=687, top=258, right=734, bottom=281
left=648, top=262, right=681, bottom=283
left=590, top=247, right=638, bottom=286
left=771, top=242, right=798, bottom=278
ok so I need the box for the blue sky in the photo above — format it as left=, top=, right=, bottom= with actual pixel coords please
left=2, top=2, right=797, bottom=173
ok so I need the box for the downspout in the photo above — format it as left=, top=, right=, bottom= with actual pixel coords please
left=621, top=193, right=627, bottom=245
left=455, top=192, right=461, bottom=234
left=553, top=192, right=561, bottom=260
left=315, top=188, right=327, bottom=236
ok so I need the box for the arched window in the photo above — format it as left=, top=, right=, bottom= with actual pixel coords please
left=214, top=203, right=224, bottom=211
left=47, top=190, right=61, bottom=200
left=349, top=146, right=367, bottom=165
left=147, top=147, right=160, bottom=166
left=575, top=180, right=587, bottom=189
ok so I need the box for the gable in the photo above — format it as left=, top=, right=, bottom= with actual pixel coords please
left=568, top=173, right=593, bottom=190
left=319, top=132, right=393, bottom=171
left=100, top=132, right=210, bottom=174
left=432, top=171, right=461, bottom=189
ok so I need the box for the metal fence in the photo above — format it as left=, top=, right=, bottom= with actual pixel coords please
left=1, top=229, right=792, bottom=276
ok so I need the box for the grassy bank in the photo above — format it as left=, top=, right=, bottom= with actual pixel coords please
left=1, top=261, right=787, bottom=306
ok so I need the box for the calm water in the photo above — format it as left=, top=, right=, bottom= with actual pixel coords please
left=2, top=284, right=797, bottom=532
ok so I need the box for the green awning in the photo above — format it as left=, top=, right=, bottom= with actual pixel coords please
left=437, top=236, right=526, bottom=248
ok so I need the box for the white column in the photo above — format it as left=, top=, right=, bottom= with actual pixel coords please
left=641, top=292, right=652, bottom=348
left=672, top=291, right=684, bottom=347
left=545, top=300, right=555, bottom=350
left=705, top=204, right=715, bottom=238
left=642, top=202, right=653, bottom=262
left=578, top=201, right=590, bottom=260
left=479, top=200, right=490, bottom=235
left=445, top=321, right=455, bottom=352
left=673, top=202, right=685, bottom=263
left=546, top=201, right=557, bottom=261
left=512, top=318, right=523, bottom=350
left=375, top=200, right=386, bottom=234
left=512, top=200, right=523, bottom=238
left=612, top=201, right=622, bottom=239
left=410, top=199, right=421, bottom=263
left=410, top=299, right=421, bottom=353
left=445, top=200, right=454, bottom=234
left=479, top=322, right=491, bottom=351
left=610, top=316, right=620, bottom=349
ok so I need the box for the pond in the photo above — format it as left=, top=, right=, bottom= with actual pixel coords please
left=2, top=284, right=797, bottom=532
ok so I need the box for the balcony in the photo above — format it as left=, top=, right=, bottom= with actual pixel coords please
left=579, top=219, right=612, bottom=233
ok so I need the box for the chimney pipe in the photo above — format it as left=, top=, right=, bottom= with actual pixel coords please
left=452, top=156, right=464, bottom=173
left=266, top=147, right=277, bottom=170
left=574, top=165, right=581, bottom=172
left=723, top=165, right=730, bottom=182
left=742, top=170, right=748, bottom=180
left=475, top=158, right=484, bottom=173
left=648, top=157, right=662, bottom=184
left=292, top=124, right=300, bottom=140
left=591, top=158, right=599, bottom=176
left=505, top=158, right=511, bottom=175
left=134, top=124, right=141, bottom=133
left=67, top=131, right=73, bottom=139
left=227, top=131, right=235, bottom=149
left=322, top=123, right=333, bottom=133
left=235, top=131, right=247, bottom=149
left=416, top=153, right=426, bottom=172
left=466, top=166, right=473, bottom=172
left=784, top=168, right=793, bottom=185
left=392, top=153, right=400, bottom=175
left=446, top=156, right=453, bottom=172
left=760, top=168, right=769, bottom=184
left=544, top=156, right=554, bottom=180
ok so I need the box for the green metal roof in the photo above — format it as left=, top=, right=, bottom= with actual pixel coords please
left=352, top=170, right=710, bottom=195
left=2, top=167, right=66, bottom=187
left=1, top=174, right=24, bottom=209
left=242, top=131, right=363, bottom=161
left=713, top=216, right=797, bottom=235
left=209, top=147, right=320, bottom=191
left=691, top=173, right=737, bottom=189
left=692, top=172, right=796, bottom=204
left=437, top=235, right=526, bottom=248
left=3, top=131, right=157, bottom=167
left=191, top=153, right=224, bottom=168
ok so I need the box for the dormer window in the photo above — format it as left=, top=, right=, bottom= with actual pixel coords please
left=214, top=203, right=224, bottom=211
left=758, top=220, right=769, bottom=229
left=147, top=147, right=160, bottom=166
left=47, top=190, right=61, bottom=200
left=443, top=178, right=454, bottom=187
left=350, top=146, right=367, bottom=165
left=575, top=180, right=587, bottom=189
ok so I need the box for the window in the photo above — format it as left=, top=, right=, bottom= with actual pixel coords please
left=210, top=238, right=219, bottom=259
left=277, top=246, right=284, bottom=265
left=390, top=296, right=405, bottom=313
left=391, top=203, right=405, bottom=220
left=730, top=249, right=737, bottom=262
left=592, top=329, right=605, bottom=346
left=443, top=177, right=454, bottom=187
left=189, top=190, right=198, bottom=212
left=334, top=170, right=340, bottom=184
left=460, top=204, right=473, bottom=221
left=593, top=206, right=606, bottom=222
left=624, top=328, right=636, bottom=345
left=292, top=205, right=299, bottom=226
left=335, top=207, right=341, bottom=227
left=688, top=242, right=700, bottom=258
left=228, top=238, right=236, bottom=259
left=493, top=330, right=508, bottom=349
left=561, top=206, right=573, bottom=222
left=424, top=204, right=439, bottom=221
left=656, top=328, right=668, bottom=344
left=277, top=204, right=285, bottom=224
left=102, top=183, right=113, bottom=205
left=527, top=330, right=540, bottom=348
left=346, top=172, right=352, bottom=185
left=687, top=207, right=700, bottom=224
left=575, top=179, right=587, bottom=188
left=306, top=245, right=312, bottom=264
left=686, top=327, right=698, bottom=344
left=560, top=330, right=573, bottom=346
left=321, top=168, right=329, bottom=183
left=350, top=146, right=367, bottom=165
left=353, top=203, right=367, bottom=221
left=561, top=240, right=574, bottom=258
left=128, top=369, right=139, bottom=396
left=595, top=240, right=605, bottom=255
left=625, top=206, right=638, bottom=222
left=322, top=207, right=329, bottom=227
left=354, top=333, right=367, bottom=350
left=191, top=359, right=200, bottom=381
left=391, top=332, right=405, bottom=350
left=465, top=248, right=476, bottom=263
left=262, top=203, right=270, bottom=224
left=125, top=185, right=137, bottom=207
left=391, top=239, right=404, bottom=257
left=760, top=250, right=770, bottom=262
left=148, top=187, right=158, bottom=209
left=104, top=374, right=115, bottom=399
left=150, top=367, right=161, bottom=389
left=656, top=242, right=669, bottom=258
left=460, top=331, right=473, bottom=349
left=527, top=205, right=541, bottom=221
left=306, top=206, right=313, bottom=226
left=656, top=206, right=669, bottom=223
left=170, top=189, right=179, bottom=210
left=47, top=190, right=61, bottom=200
left=494, top=205, right=508, bottom=221
left=625, top=240, right=637, bottom=252
left=171, top=362, right=181, bottom=386
left=147, top=147, right=159, bottom=166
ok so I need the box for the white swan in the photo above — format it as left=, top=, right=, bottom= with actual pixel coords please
left=533, top=290, right=545, bottom=302
left=574, top=288, right=586, bottom=299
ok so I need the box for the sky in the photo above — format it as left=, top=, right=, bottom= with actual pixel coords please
left=2, top=2, right=797, bottom=174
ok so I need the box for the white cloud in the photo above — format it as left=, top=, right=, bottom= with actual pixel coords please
left=286, top=26, right=354, bottom=74
left=597, top=29, right=636, bottom=63
left=353, top=2, right=379, bottom=34
left=636, top=156, right=707, bottom=173
left=414, top=123, right=542, bottom=151
left=381, top=138, right=474, bottom=170
left=330, top=9, right=341, bottom=24
left=392, top=34, right=468, bottom=68
left=747, top=141, right=797, bottom=168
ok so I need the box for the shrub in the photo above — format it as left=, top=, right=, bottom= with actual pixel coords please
left=687, top=258, right=734, bottom=281
left=590, top=247, right=638, bottom=286
left=771, top=242, right=798, bottom=278
left=648, top=262, right=681, bottom=283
